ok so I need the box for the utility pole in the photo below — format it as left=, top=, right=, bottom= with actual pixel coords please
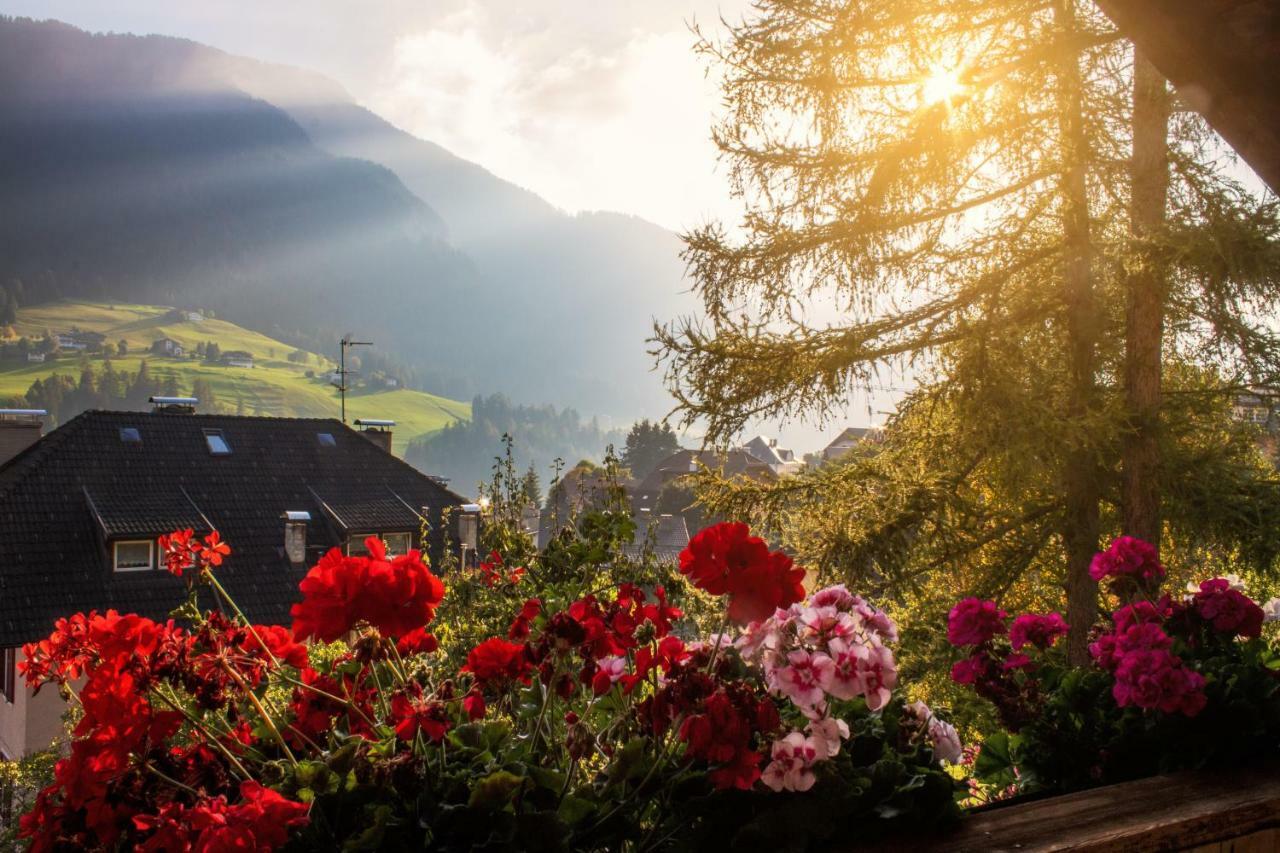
left=336, top=335, right=372, bottom=423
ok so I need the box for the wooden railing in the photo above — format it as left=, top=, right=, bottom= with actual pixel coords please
left=865, top=764, right=1280, bottom=852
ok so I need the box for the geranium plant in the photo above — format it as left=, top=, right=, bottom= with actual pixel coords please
left=950, top=536, right=1280, bottom=795
left=15, top=518, right=962, bottom=851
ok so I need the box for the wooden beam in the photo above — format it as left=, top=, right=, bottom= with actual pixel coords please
left=862, top=763, right=1280, bottom=852
left=1094, top=0, right=1280, bottom=194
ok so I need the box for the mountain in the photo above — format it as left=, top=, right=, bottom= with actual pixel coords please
left=0, top=16, right=689, bottom=419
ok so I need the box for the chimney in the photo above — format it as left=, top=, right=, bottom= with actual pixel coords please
left=282, top=511, right=311, bottom=565
left=353, top=418, right=394, bottom=453
left=0, top=409, right=46, bottom=465
left=150, top=396, right=198, bottom=414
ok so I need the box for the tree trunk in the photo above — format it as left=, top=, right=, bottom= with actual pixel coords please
left=1121, top=52, right=1169, bottom=548
left=1056, top=0, right=1102, bottom=665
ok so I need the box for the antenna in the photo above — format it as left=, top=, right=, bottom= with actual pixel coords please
left=337, top=335, right=373, bottom=423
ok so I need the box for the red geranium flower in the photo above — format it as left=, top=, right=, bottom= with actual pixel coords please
left=462, top=638, right=532, bottom=688
left=679, top=523, right=806, bottom=624
left=679, top=522, right=769, bottom=596
left=291, top=538, right=445, bottom=642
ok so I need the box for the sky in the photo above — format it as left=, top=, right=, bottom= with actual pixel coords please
left=0, top=0, right=750, bottom=232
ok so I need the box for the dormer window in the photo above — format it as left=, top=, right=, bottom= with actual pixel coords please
left=384, top=532, right=412, bottom=556
left=204, top=429, right=231, bottom=455
left=113, top=540, right=154, bottom=572
left=346, top=532, right=413, bottom=557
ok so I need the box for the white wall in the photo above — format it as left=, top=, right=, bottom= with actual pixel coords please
left=0, top=648, right=67, bottom=759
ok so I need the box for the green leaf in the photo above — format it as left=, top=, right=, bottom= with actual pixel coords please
left=469, top=770, right=525, bottom=811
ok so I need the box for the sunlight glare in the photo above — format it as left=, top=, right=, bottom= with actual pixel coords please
left=921, top=66, right=966, bottom=107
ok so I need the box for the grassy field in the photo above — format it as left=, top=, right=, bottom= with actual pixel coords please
left=4, top=301, right=469, bottom=454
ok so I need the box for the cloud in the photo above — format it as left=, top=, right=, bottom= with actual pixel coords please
left=368, top=4, right=736, bottom=229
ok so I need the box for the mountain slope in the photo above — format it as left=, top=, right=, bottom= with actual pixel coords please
left=2, top=300, right=469, bottom=452
left=0, top=16, right=689, bottom=418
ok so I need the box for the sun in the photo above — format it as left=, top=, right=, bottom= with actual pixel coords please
left=921, top=66, right=966, bottom=107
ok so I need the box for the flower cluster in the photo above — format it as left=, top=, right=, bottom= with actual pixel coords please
left=947, top=598, right=1067, bottom=731
left=476, top=549, right=525, bottom=588
left=16, top=520, right=964, bottom=851
left=733, top=584, right=960, bottom=789
left=291, top=536, right=445, bottom=642
left=1089, top=535, right=1165, bottom=597
left=679, top=522, right=806, bottom=623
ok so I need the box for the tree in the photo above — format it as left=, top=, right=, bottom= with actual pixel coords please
left=117, top=339, right=128, bottom=356
left=205, top=342, right=221, bottom=364
left=192, top=378, right=217, bottom=412
left=656, top=0, right=1280, bottom=659
left=621, top=419, right=682, bottom=481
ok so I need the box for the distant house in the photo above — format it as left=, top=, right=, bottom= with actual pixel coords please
left=55, top=331, right=104, bottom=352
left=742, top=435, right=804, bottom=475
left=53, top=334, right=85, bottom=351
left=25, top=353, right=44, bottom=364
left=0, top=409, right=467, bottom=758
left=151, top=337, right=185, bottom=357
left=1233, top=391, right=1278, bottom=432
left=631, top=448, right=776, bottom=514
left=221, top=350, right=254, bottom=368
left=623, top=511, right=691, bottom=564
left=822, top=426, right=885, bottom=462
left=186, top=311, right=205, bottom=323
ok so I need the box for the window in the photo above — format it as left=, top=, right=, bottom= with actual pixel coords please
left=119, top=427, right=141, bottom=444
left=204, top=429, right=231, bottom=455
left=347, top=535, right=376, bottom=556
left=2, top=648, right=15, bottom=704
left=317, top=432, right=336, bottom=447
left=384, top=532, right=412, bottom=556
left=114, top=540, right=154, bottom=572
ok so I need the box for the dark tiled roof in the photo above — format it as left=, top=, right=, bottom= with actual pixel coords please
left=313, top=491, right=422, bottom=533
left=0, top=410, right=466, bottom=646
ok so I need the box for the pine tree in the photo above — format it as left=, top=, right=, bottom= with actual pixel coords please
left=621, top=419, right=683, bottom=480
left=656, top=0, right=1280, bottom=657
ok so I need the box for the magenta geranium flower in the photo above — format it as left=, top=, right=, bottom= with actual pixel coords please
left=1009, top=612, right=1069, bottom=651
left=946, top=598, right=1007, bottom=647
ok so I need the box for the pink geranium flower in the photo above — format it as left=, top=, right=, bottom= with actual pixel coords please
left=805, top=715, right=849, bottom=759
left=760, top=732, right=820, bottom=792
left=770, top=650, right=833, bottom=708
left=824, top=638, right=897, bottom=710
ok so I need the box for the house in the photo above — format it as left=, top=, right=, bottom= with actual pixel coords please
left=53, top=334, right=85, bottom=351
left=622, top=511, right=691, bottom=564
left=55, top=331, right=105, bottom=352
left=631, top=448, right=776, bottom=515
left=221, top=350, right=254, bottom=368
left=822, top=426, right=885, bottom=462
left=25, top=353, right=43, bottom=364
left=186, top=312, right=205, bottom=323
left=150, top=337, right=185, bottom=357
left=1233, top=391, right=1278, bottom=432
left=0, top=407, right=468, bottom=758
left=742, top=435, right=804, bottom=475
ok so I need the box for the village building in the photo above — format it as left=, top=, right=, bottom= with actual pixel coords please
left=221, top=350, right=255, bottom=368
left=821, top=426, right=885, bottom=462
left=150, top=337, right=185, bottom=357
left=742, top=435, right=804, bottom=475
left=0, top=406, right=468, bottom=758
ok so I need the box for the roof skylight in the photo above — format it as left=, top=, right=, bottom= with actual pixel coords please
left=317, top=432, right=336, bottom=447
left=204, top=429, right=231, bottom=455
left=119, top=427, right=141, bottom=444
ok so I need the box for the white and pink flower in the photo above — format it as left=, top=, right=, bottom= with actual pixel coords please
left=770, top=649, right=834, bottom=708
left=761, top=732, right=820, bottom=792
